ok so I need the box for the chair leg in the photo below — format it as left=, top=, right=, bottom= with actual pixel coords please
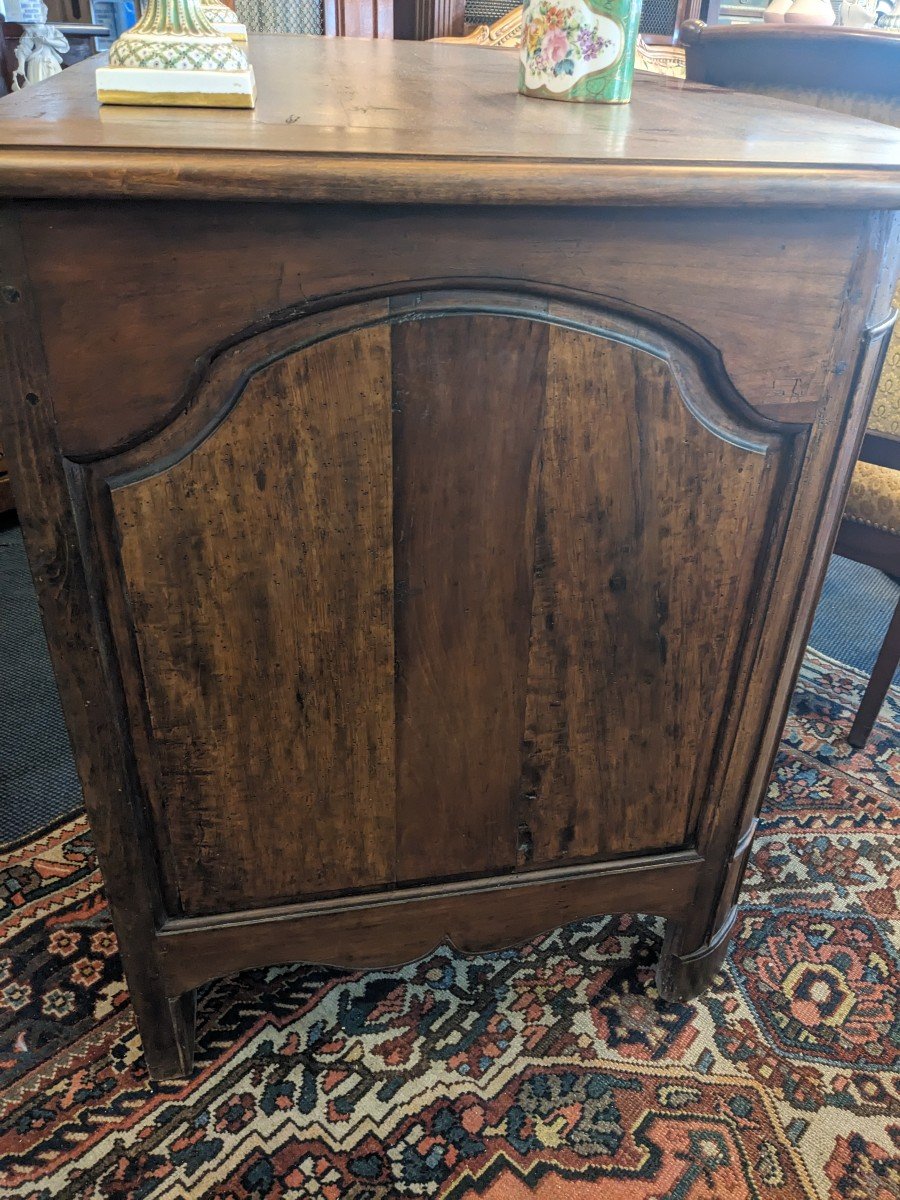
left=848, top=595, right=900, bottom=748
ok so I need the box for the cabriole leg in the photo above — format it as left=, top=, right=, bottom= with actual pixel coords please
left=656, top=905, right=739, bottom=1003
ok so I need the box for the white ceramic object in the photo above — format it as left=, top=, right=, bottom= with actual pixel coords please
left=784, top=0, right=837, bottom=23
left=201, top=0, right=248, bottom=41
left=838, top=0, right=875, bottom=23
left=96, top=0, right=256, bottom=108
left=763, top=0, right=793, bottom=22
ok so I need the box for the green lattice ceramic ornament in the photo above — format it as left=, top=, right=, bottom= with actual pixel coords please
left=95, top=0, right=256, bottom=108
left=519, top=0, right=644, bottom=103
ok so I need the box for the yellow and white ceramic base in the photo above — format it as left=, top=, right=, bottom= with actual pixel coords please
left=201, top=0, right=248, bottom=42
left=96, top=0, right=255, bottom=109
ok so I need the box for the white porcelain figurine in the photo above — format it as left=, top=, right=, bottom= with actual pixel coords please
left=11, top=2, right=68, bottom=89
left=784, top=0, right=837, bottom=23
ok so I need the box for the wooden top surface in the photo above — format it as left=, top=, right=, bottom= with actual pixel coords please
left=2, top=35, right=900, bottom=206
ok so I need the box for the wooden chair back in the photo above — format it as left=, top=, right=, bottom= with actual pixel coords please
left=680, top=21, right=900, bottom=104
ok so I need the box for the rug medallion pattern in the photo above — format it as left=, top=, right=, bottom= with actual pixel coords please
left=0, top=650, right=897, bottom=1198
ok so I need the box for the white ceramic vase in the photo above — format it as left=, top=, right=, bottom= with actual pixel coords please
left=784, top=0, right=836, bottom=23
left=763, top=0, right=793, bottom=22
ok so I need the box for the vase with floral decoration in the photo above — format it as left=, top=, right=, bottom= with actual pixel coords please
left=518, top=0, right=644, bottom=103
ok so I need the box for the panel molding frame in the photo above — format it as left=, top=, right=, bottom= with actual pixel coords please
left=97, top=287, right=793, bottom=491
left=62, top=285, right=805, bottom=924
left=157, top=847, right=704, bottom=995
left=62, top=279, right=811, bottom=470
left=2, top=178, right=892, bottom=1080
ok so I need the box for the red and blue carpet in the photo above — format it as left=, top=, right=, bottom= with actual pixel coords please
left=1, top=648, right=898, bottom=1199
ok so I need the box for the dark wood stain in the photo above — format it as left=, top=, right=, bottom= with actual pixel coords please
left=392, top=314, right=547, bottom=880
left=520, top=329, right=774, bottom=865
left=157, top=849, right=702, bottom=995
left=104, top=306, right=783, bottom=916
left=112, top=327, right=396, bottom=915
left=2, top=37, right=900, bottom=208
left=1, top=55, right=896, bottom=1076
left=20, top=204, right=869, bottom=459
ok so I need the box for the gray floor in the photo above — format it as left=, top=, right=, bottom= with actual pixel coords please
left=1, top=520, right=897, bottom=845
left=0, top=522, right=83, bottom=843
left=809, top=551, right=900, bottom=678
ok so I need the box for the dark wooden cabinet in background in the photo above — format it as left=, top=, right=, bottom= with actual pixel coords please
left=1, top=38, right=899, bottom=1079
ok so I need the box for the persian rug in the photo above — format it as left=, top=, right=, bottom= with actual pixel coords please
left=0, top=648, right=897, bottom=1200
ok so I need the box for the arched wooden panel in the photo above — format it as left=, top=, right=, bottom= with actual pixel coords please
left=519, top=326, right=774, bottom=869
left=100, top=295, right=790, bottom=917
left=113, top=325, right=397, bottom=914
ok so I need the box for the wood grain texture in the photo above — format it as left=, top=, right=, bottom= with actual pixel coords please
left=103, top=299, right=787, bottom=909
left=112, top=326, right=396, bottom=915
left=0, top=207, right=196, bottom=1080
left=392, top=314, right=547, bottom=880
left=158, top=849, right=702, bottom=995
left=19, top=204, right=868, bottom=460
left=2, top=154, right=896, bottom=1075
left=393, top=0, right=466, bottom=38
left=659, top=213, right=900, bottom=1000
left=521, top=327, right=775, bottom=865
left=2, top=39, right=900, bottom=205
left=651, top=35, right=900, bottom=994
left=657, top=903, right=739, bottom=1002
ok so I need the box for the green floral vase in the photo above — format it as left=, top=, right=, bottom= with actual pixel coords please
left=518, top=0, right=644, bottom=104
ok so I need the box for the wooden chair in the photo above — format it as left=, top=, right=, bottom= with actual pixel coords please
left=682, top=20, right=900, bottom=747
left=680, top=21, right=900, bottom=102
left=459, top=0, right=702, bottom=43
left=436, top=5, right=688, bottom=76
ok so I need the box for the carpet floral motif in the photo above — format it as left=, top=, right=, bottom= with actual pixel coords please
left=0, top=649, right=897, bottom=1199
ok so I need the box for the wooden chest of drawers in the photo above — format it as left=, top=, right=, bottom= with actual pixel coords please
left=1, top=37, right=898, bottom=1079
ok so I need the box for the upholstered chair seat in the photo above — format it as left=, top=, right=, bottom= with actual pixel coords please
left=844, top=460, right=900, bottom=536
left=843, top=315, right=900, bottom=537
left=869, top=317, right=900, bottom=439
